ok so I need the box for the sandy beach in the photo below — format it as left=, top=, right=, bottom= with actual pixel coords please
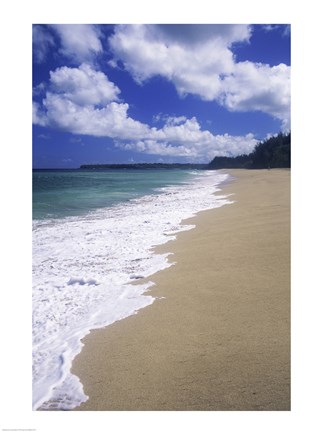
left=72, top=168, right=290, bottom=411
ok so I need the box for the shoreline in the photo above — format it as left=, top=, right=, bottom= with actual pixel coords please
left=72, top=168, right=290, bottom=411
left=33, top=169, right=228, bottom=410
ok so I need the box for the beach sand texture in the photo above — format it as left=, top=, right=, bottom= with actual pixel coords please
left=72, top=169, right=290, bottom=411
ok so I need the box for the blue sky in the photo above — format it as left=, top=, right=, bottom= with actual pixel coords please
left=32, top=24, right=290, bottom=168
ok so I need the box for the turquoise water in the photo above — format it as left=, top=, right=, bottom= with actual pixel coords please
left=32, top=169, right=194, bottom=220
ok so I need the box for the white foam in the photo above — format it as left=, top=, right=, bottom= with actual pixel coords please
left=32, top=170, right=232, bottom=410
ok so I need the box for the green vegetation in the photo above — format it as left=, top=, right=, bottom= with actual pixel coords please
left=206, top=154, right=252, bottom=169
left=208, top=132, right=291, bottom=169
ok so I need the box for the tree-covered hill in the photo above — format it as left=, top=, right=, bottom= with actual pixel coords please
left=208, top=132, right=291, bottom=169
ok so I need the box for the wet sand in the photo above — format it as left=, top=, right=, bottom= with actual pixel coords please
left=72, top=169, right=290, bottom=411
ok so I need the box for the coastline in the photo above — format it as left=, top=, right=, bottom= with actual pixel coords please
left=72, top=168, right=290, bottom=411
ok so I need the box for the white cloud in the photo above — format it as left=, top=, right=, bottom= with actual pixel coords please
left=117, top=131, right=257, bottom=161
left=33, top=101, right=47, bottom=127
left=109, top=24, right=290, bottom=129
left=39, top=94, right=150, bottom=140
left=51, top=24, right=102, bottom=63
left=33, top=63, right=258, bottom=161
left=220, top=62, right=291, bottom=130
left=49, top=63, right=120, bottom=106
left=33, top=25, right=55, bottom=64
left=33, top=64, right=150, bottom=139
left=109, top=24, right=239, bottom=100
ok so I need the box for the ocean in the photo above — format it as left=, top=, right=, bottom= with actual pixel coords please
left=32, top=168, right=232, bottom=410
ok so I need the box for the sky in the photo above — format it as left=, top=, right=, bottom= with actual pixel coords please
left=32, top=24, right=290, bottom=168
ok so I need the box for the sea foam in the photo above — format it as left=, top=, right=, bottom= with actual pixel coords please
left=32, top=170, right=232, bottom=410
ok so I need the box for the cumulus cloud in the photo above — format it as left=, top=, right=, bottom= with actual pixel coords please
left=35, top=95, right=148, bottom=140
left=117, top=131, right=257, bottom=161
left=140, top=117, right=257, bottom=160
left=51, top=24, right=102, bottom=63
left=220, top=62, right=291, bottom=129
left=49, top=63, right=120, bottom=106
left=109, top=24, right=239, bottom=100
left=109, top=24, right=290, bottom=129
left=33, top=64, right=151, bottom=139
left=33, top=64, right=257, bottom=161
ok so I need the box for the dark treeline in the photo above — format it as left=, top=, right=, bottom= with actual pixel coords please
left=80, top=163, right=207, bottom=170
left=207, top=154, right=252, bottom=169
left=208, top=132, right=291, bottom=169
